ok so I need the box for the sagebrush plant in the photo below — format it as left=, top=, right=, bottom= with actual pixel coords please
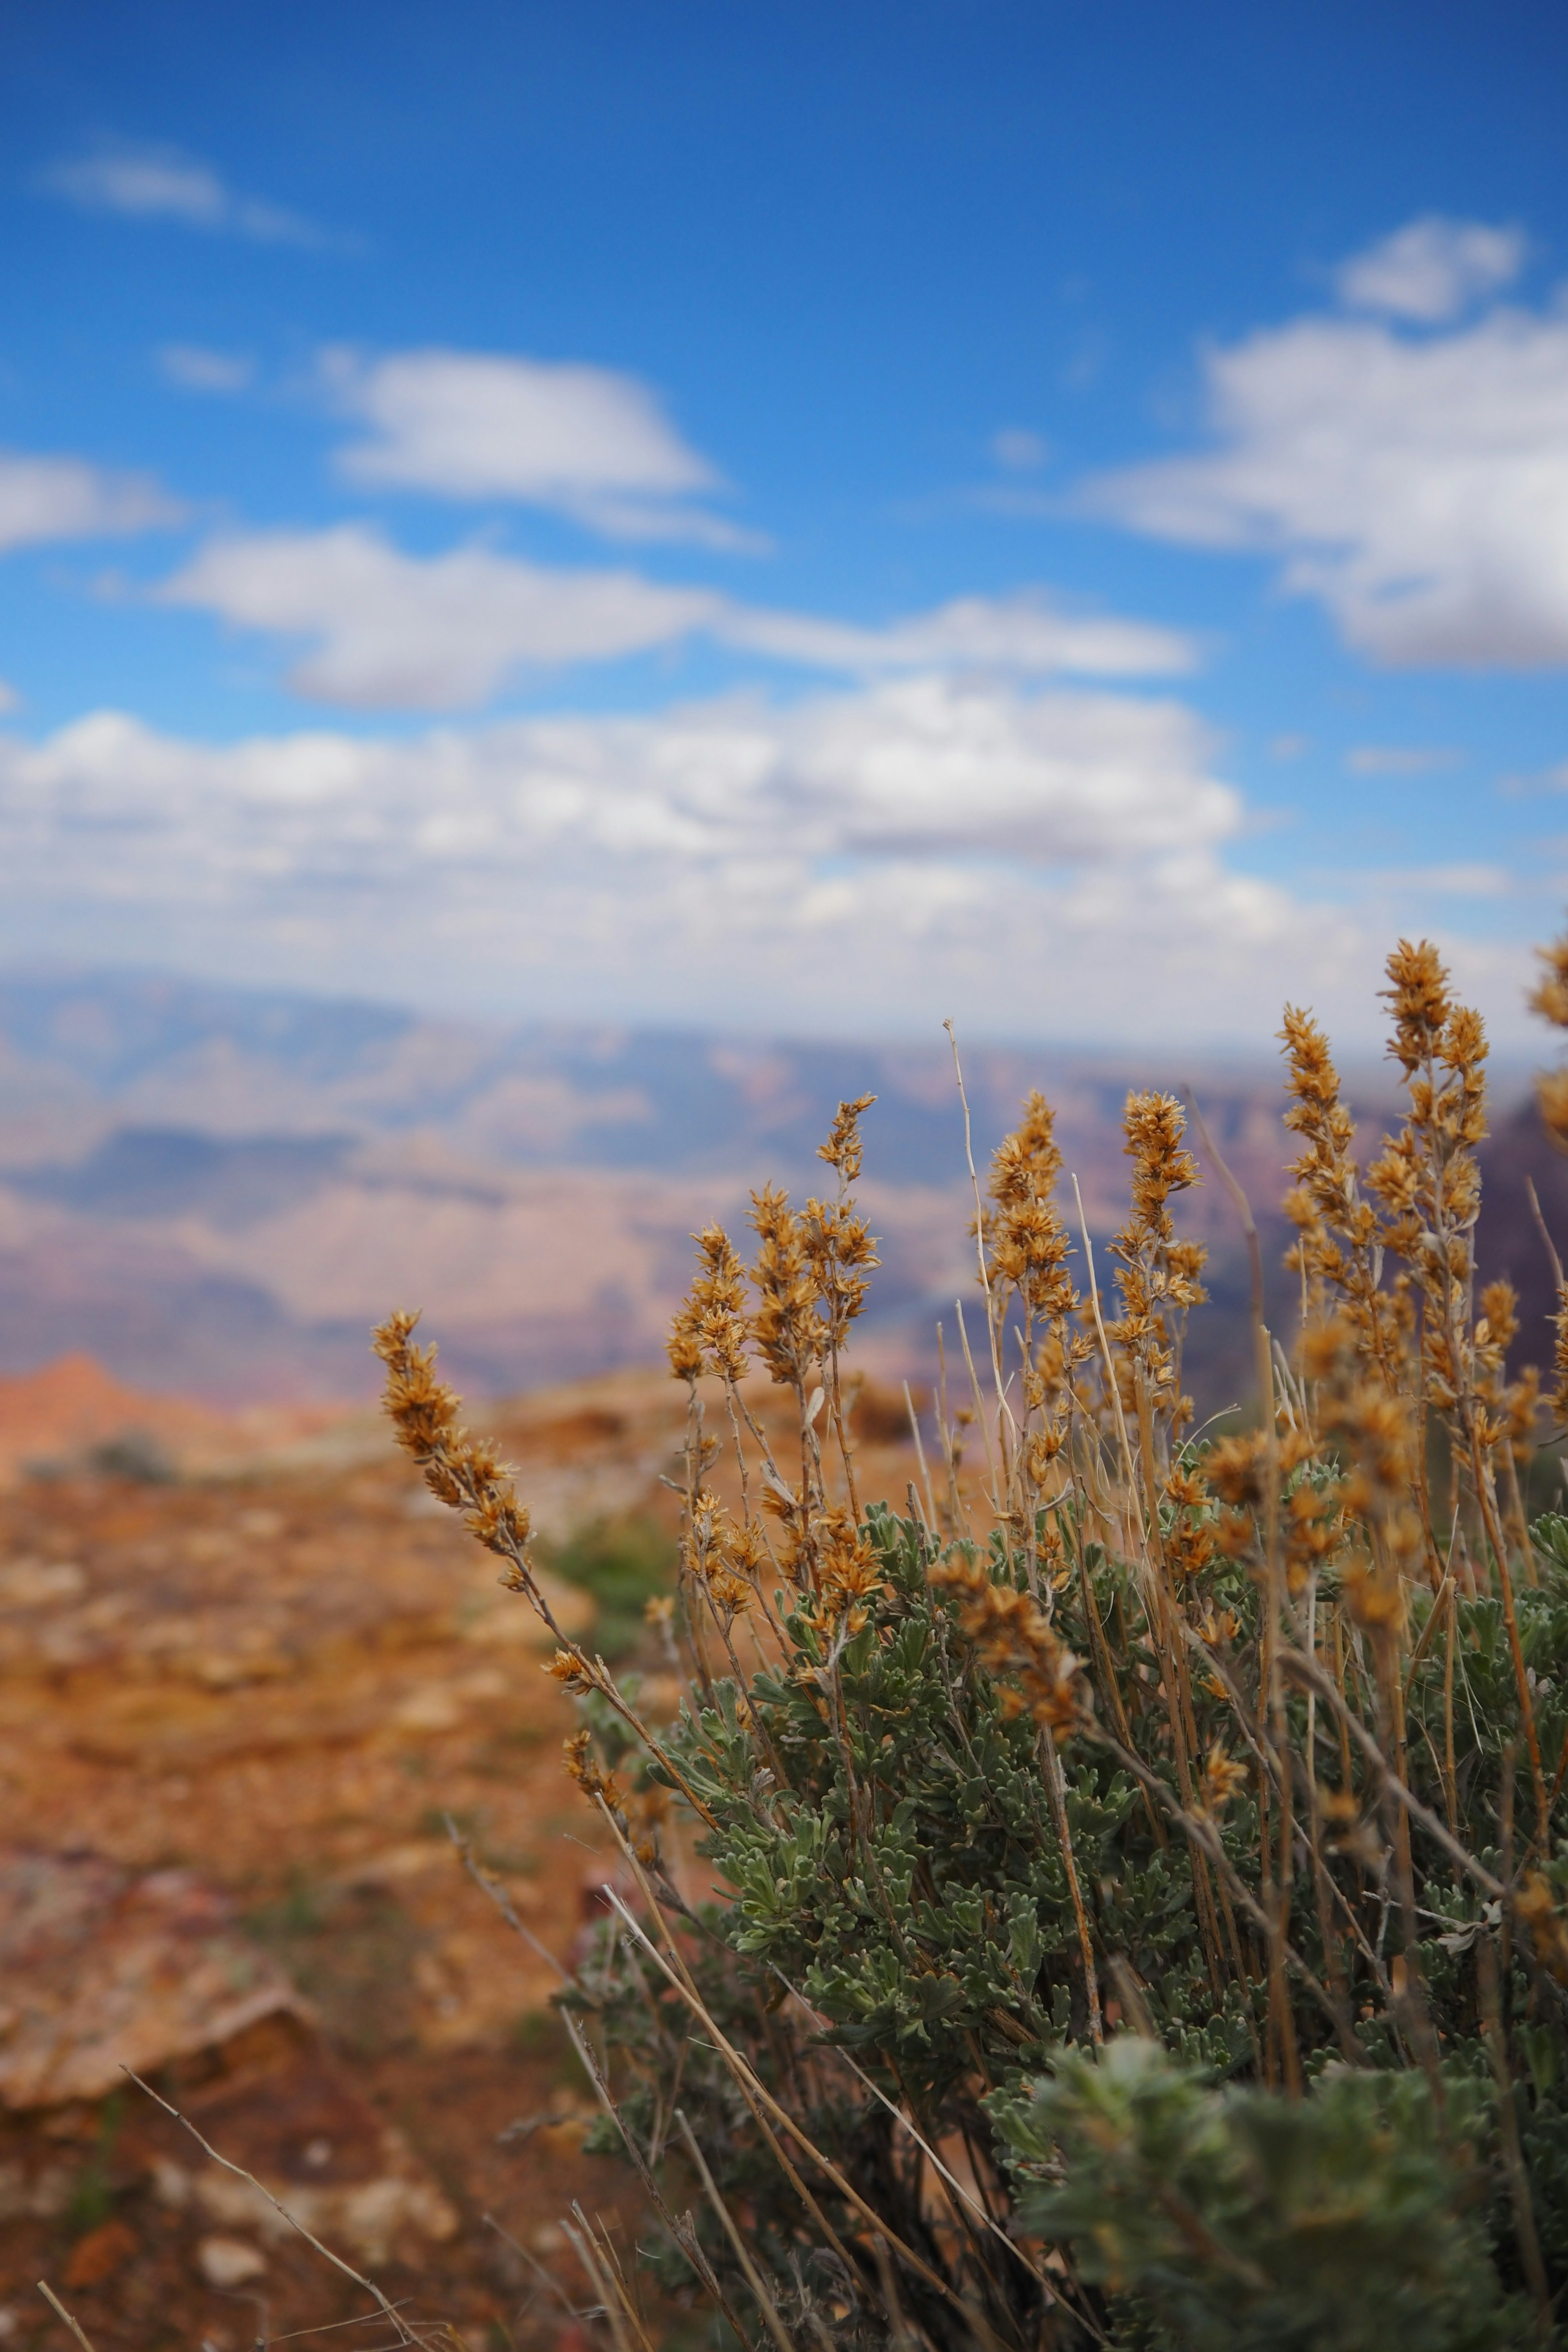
left=376, top=931, right=1568, bottom=2352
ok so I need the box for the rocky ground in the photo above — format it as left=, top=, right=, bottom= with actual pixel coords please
left=0, top=1367, right=695, bottom=2352
left=0, top=1357, right=923, bottom=2352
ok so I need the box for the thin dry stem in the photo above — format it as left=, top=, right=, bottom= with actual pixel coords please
left=36, top=2285, right=98, bottom=2352
left=123, top=2070, right=416, bottom=2345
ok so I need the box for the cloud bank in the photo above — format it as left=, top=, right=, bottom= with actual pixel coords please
left=0, top=678, right=1519, bottom=1048
left=5, top=676, right=1235, bottom=873
left=159, top=525, right=1195, bottom=709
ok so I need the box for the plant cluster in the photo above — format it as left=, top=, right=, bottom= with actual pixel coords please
left=377, top=931, right=1568, bottom=2352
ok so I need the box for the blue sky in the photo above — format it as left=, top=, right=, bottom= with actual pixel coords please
left=0, top=0, right=1564, bottom=1054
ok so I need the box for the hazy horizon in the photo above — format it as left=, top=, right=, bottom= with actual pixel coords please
left=0, top=953, right=1544, bottom=1100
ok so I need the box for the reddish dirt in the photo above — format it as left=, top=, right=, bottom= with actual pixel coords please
left=0, top=1359, right=925, bottom=2352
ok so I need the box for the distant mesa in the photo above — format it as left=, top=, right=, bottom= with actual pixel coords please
left=0, top=1352, right=215, bottom=1480
left=0, top=1351, right=349, bottom=1488
left=12, top=1124, right=353, bottom=1222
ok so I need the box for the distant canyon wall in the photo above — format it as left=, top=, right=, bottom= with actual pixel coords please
left=0, top=967, right=1551, bottom=1412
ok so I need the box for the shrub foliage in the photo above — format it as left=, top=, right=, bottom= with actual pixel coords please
left=379, top=933, right=1568, bottom=2351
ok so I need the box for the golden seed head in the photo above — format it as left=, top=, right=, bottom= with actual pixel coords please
left=1381, top=937, right=1453, bottom=1076
left=1200, top=1743, right=1249, bottom=1815
left=1538, top=1070, right=1568, bottom=1155
left=930, top=1556, right=1087, bottom=1742
left=547, top=1648, right=593, bottom=1693
left=1530, top=920, right=1568, bottom=1033
left=817, top=1094, right=877, bottom=1184
left=562, top=1727, right=621, bottom=1806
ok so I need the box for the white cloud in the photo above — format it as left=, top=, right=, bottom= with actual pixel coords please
left=0, top=451, right=179, bottom=555
left=1498, top=761, right=1568, bottom=797
left=1346, top=744, right=1462, bottom=776
left=160, top=345, right=254, bottom=394
left=1085, top=253, right=1568, bottom=666
left=158, top=527, right=722, bottom=707
left=1399, top=864, right=1511, bottom=896
left=1334, top=862, right=1512, bottom=898
left=992, top=428, right=1048, bottom=472
left=158, top=526, right=1195, bottom=709
left=726, top=675, right=1236, bottom=862
left=1335, top=216, right=1525, bottom=323
left=722, top=594, right=1194, bottom=679
left=40, top=141, right=336, bottom=247
left=44, top=143, right=227, bottom=227
left=323, top=346, right=742, bottom=543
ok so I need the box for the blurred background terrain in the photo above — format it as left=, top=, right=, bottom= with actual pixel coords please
left=0, top=965, right=1553, bottom=1430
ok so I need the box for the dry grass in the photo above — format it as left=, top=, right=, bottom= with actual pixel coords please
left=368, top=928, right=1568, bottom=2352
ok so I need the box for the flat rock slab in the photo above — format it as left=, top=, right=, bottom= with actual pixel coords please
left=0, top=1848, right=304, bottom=2109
